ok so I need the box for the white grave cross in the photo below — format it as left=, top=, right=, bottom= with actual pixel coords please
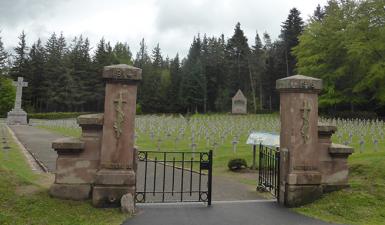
left=13, top=77, right=28, bottom=110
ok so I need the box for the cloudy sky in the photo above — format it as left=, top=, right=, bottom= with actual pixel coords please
left=0, top=0, right=327, bottom=58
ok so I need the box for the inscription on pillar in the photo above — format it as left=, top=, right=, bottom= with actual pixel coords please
left=113, top=90, right=127, bottom=139
left=300, top=100, right=311, bottom=143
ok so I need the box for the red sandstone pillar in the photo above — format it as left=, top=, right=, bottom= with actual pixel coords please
left=92, top=64, right=141, bottom=207
left=276, top=75, right=323, bottom=207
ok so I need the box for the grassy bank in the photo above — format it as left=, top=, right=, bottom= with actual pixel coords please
left=295, top=151, right=385, bottom=225
left=0, top=125, right=128, bottom=225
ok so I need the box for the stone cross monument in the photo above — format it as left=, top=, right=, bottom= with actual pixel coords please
left=93, top=64, right=142, bottom=207
left=232, top=89, right=247, bottom=114
left=7, top=77, right=28, bottom=125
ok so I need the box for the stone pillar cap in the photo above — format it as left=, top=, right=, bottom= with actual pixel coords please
left=103, top=64, right=142, bottom=81
left=77, top=113, right=104, bottom=126
left=329, top=143, right=354, bottom=156
left=318, top=122, right=337, bottom=134
left=276, top=75, right=322, bottom=92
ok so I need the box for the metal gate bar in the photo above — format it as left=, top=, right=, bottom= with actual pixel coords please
left=136, top=150, right=212, bottom=206
left=257, top=144, right=280, bottom=199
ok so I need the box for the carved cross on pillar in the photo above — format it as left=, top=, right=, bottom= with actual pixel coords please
left=300, top=100, right=311, bottom=143
left=13, top=77, right=28, bottom=110
left=113, top=90, right=127, bottom=139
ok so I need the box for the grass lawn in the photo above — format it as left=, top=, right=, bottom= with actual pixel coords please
left=295, top=151, right=385, bottom=225
left=0, top=125, right=128, bottom=225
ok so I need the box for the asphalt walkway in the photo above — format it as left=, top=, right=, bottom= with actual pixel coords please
left=9, top=125, right=60, bottom=172
left=124, top=201, right=336, bottom=225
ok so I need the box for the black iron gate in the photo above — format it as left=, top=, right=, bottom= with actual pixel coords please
left=257, top=144, right=280, bottom=199
left=135, top=150, right=213, bottom=206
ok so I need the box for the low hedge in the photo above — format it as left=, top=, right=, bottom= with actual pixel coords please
left=321, top=111, right=378, bottom=120
left=28, top=112, right=91, bottom=120
left=228, top=158, right=248, bottom=171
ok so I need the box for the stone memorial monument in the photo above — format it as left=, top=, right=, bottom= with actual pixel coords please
left=276, top=75, right=353, bottom=207
left=50, top=64, right=142, bottom=210
left=7, top=77, right=28, bottom=125
left=232, top=89, right=247, bottom=114
left=93, top=64, right=141, bottom=207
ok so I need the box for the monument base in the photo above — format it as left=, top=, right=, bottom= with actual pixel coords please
left=92, top=185, right=135, bottom=208
left=49, top=183, right=91, bottom=200
left=285, top=184, right=323, bottom=207
left=7, top=109, right=28, bottom=125
left=93, top=169, right=136, bottom=207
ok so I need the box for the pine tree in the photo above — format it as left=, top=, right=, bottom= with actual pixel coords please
left=10, top=31, right=29, bottom=80
left=250, top=31, right=265, bottom=111
left=281, top=8, right=304, bottom=76
left=168, top=54, right=182, bottom=112
left=113, top=42, right=133, bottom=65
left=67, top=35, right=93, bottom=111
left=44, top=32, right=70, bottom=111
left=152, top=43, right=163, bottom=68
left=313, top=4, right=325, bottom=21
left=27, top=39, right=46, bottom=112
left=0, top=33, right=8, bottom=76
left=90, top=38, right=116, bottom=111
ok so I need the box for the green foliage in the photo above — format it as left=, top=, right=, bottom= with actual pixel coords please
left=0, top=33, right=8, bottom=76
left=321, top=110, right=378, bottom=120
left=293, top=0, right=385, bottom=112
left=112, top=42, right=133, bottom=65
left=28, top=112, right=89, bottom=119
left=227, top=158, right=248, bottom=171
left=0, top=77, right=15, bottom=116
left=136, top=104, right=142, bottom=115
left=281, top=7, right=304, bottom=76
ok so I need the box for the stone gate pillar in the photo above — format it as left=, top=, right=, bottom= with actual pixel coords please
left=276, top=75, right=323, bottom=207
left=92, top=64, right=141, bottom=207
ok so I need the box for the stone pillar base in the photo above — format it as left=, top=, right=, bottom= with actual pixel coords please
left=285, top=184, right=323, bottom=207
left=49, top=183, right=91, bottom=200
left=93, top=169, right=136, bottom=207
left=92, top=186, right=135, bottom=208
left=7, top=109, right=28, bottom=125
left=322, top=184, right=350, bottom=193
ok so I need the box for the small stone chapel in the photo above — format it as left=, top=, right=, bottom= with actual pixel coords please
left=232, top=89, right=247, bottom=114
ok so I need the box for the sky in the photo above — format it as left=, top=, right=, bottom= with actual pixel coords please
left=0, top=0, right=328, bottom=58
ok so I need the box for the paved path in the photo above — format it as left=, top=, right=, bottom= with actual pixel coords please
left=124, top=201, right=336, bottom=225
left=9, top=125, right=60, bottom=172
left=137, top=160, right=262, bottom=202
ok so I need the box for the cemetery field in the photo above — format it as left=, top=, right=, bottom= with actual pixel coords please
left=34, top=114, right=282, bottom=175
left=0, top=125, right=128, bottom=225
left=33, top=113, right=385, bottom=169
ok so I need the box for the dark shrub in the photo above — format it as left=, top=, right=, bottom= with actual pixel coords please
left=28, top=112, right=90, bottom=119
left=228, top=158, right=248, bottom=171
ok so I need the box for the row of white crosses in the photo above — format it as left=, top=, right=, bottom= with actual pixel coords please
left=134, top=114, right=280, bottom=153
left=320, top=117, right=385, bottom=152
left=30, top=114, right=385, bottom=154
